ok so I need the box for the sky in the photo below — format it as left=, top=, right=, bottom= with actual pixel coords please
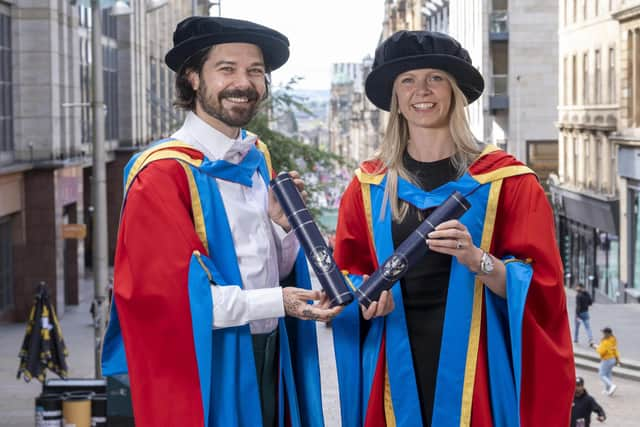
left=217, top=0, right=385, bottom=91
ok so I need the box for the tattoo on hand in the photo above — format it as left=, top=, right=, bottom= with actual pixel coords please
left=302, top=308, right=322, bottom=321
left=283, top=295, right=300, bottom=317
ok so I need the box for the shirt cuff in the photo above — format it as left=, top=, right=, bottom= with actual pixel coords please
left=210, top=285, right=284, bottom=329
left=247, top=287, right=284, bottom=321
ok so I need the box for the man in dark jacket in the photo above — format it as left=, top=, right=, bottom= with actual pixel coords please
left=575, top=283, right=594, bottom=344
left=571, top=377, right=606, bottom=427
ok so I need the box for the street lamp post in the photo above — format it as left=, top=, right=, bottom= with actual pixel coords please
left=90, top=0, right=109, bottom=378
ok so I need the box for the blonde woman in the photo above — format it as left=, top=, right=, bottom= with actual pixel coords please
left=333, top=31, right=574, bottom=427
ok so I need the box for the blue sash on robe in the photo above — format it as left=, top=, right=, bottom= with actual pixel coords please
left=358, top=172, right=533, bottom=427
left=286, top=252, right=361, bottom=427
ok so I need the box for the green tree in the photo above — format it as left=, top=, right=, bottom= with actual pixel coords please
left=246, top=78, right=354, bottom=231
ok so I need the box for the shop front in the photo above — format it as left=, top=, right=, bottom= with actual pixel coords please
left=551, top=184, right=620, bottom=301
left=618, top=144, right=640, bottom=302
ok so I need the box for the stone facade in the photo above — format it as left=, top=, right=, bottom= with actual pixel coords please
left=0, top=0, right=192, bottom=322
left=449, top=0, right=558, bottom=166
left=329, top=63, right=358, bottom=159
left=551, top=0, right=638, bottom=302
left=612, top=0, right=640, bottom=301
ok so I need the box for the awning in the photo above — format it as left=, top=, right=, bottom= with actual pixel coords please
left=550, top=185, right=619, bottom=235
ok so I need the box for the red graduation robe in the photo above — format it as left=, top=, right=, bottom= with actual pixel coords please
left=334, top=147, right=574, bottom=427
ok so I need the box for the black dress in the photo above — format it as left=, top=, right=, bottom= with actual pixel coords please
left=391, top=151, right=458, bottom=426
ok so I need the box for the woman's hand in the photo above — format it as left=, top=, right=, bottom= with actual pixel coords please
left=427, top=219, right=507, bottom=298
left=360, top=275, right=396, bottom=320
left=361, top=290, right=395, bottom=320
left=425, top=219, right=483, bottom=271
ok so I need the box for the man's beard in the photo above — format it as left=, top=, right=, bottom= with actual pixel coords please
left=197, top=83, right=262, bottom=128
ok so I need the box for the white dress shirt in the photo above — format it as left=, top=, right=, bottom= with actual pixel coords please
left=172, top=112, right=299, bottom=334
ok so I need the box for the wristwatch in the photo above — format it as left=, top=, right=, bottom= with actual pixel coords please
left=478, top=251, right=494, bottom=275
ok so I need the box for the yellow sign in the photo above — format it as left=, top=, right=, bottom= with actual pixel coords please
left=61, top=224, right=87, bottom=240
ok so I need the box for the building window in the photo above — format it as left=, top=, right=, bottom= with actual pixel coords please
left=572, top=55, right=578, bottom=105
left=78, top=8, right=118, bottom=143
left=0, top=11, right=12, bottom=154
left=160, top=67, right=168, bottom=135
left=628, top=31, right=634, bottom=124
left=563, top=132, right=569, bottom=180
left=605, top=236, right=620, bottom=300
left=573, top=136, right=579, bottom=185
left=78, top=4, right=91, bottom=28
left=79, top=36, right=91, bottom=145
left=0, top=216, right=13, bottom=311
left=563, top=56, right=569, bottom=105
left=102, top=9, right=117, bottom=39
left=150, top=59, right=158, bottom=138
left=595, top=49, right=601, bottom=104
left=104, top=46, right=118, bottom=141
left=583, top=0, right=587, bottom=20
left=583, top=52, right=589, bottom=105
left=609, top=47, right=616, bottom=103
left=632, top=190, right=640, bottom=290
left=585, top=134, right=591, bottom=188
left=610, top=141, right=617, bottom=193
left=596, top=137, right=603, bottom=191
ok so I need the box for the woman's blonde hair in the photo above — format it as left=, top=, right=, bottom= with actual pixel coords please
left=373, top=71, right=482, bottom=222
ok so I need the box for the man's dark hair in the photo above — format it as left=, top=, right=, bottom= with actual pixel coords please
left=173, top=45, right=271, bottom=111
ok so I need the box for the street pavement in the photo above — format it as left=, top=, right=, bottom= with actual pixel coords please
left=566, top=287, right=640, bottom=361
left=0, top=278, right=638, bottom=426
left=568, top=287, right=640, bottom=426
left=576, top=365, right=639, bottom=427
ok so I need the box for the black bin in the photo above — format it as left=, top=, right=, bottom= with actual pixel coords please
left=35, top=393, right=62, bottom=426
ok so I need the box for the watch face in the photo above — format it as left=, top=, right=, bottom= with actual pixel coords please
left=481, top=252, right=494, bottom=274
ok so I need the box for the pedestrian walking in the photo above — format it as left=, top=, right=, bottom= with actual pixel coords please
left=591, top=326, right=621, bottom=396
left=100, top=16, right=341, bottom=427
left=333, top=30, right=574, bottom=426
left=574, top=283, right=594, bottom=345
left=571, top=377, right=606, bottom=427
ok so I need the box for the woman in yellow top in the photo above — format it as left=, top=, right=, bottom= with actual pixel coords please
left=591, top=326, right=621, bottom=396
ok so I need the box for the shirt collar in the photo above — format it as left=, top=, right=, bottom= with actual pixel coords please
left=177, top=112, right=257, bottom=164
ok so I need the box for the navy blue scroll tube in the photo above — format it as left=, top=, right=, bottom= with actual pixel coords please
left=271, top=172, right=354, bottom=307
left=355, top=191, right=471, bottom=308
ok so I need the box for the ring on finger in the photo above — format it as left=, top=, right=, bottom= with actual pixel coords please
left=456, top=240, right=463, bottom=249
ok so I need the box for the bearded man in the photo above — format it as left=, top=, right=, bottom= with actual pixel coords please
left=101, top=17, right=341, bottom=427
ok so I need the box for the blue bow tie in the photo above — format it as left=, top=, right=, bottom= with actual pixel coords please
left=198, top=145, right=269, bottom=187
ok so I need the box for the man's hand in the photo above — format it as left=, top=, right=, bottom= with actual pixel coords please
left=269, top=170, right=307, bottom=232
left=283, top=287, right=342, bottom=322
left=597, top=415, right=606, bottom=422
